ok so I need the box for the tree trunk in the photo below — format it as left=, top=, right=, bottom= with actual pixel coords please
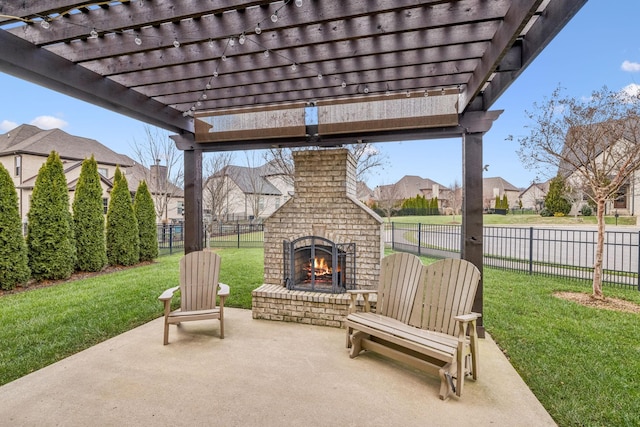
left=593, top=198, right=605, bottom=298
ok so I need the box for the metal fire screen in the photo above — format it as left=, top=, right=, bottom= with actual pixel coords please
left=283, top=236, right=355, bottom=293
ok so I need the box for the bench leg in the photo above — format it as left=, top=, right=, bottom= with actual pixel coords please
left=438, top=363, right=453, bottom=400
left=349, top=331, right=365, bottom=358
left=346, top=325, right=353, bottom=348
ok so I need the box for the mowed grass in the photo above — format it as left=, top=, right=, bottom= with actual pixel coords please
left=2, top=247, right=640, bottom=426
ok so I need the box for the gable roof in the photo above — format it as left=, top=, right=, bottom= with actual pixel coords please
left=519, top=181, right=550, bottom=198
left=123, top=161, right=184, bottom=198
left=223, top=165, right=282, bottom=196
left=483, top=177, right=520, bottom=194
left=0, top=124, right=133, bottom=166
left=377, top=175, right=449, bottom=200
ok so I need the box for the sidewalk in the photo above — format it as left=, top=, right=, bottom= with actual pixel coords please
left=0, top=308, right=556, bottom=426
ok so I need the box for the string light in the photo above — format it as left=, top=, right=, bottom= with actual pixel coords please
left=291, top=63, right=297, bottom=71
left=295, top=0, right=303, bottom=6
left=341, top=81, right=347, bottom=88
left=271, top=12, right=278, bottom=23
left=206, top=83, right=212, bottom=90
left=228, top=37, right=235, bottom=47
left=134, top=34, right=142, bottom=45
left=213, top=70, right=219, bottom=77
left=173, top=39, right=180, bottom=48
left=89, top=28, right=98, bottom=38
left=255, top=23, right=262, bottom=35
left=317, top=74, right=322, bottom=80
left=363, top=85, right=369, bottom=94
left=40, top=20, right=50, bottom=29
left=239, top=33, right=246, bottom=45
left=264, top=50, right=270, bottom=58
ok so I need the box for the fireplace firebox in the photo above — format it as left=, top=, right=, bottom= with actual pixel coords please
left=283, top=236, right=355, bottom=293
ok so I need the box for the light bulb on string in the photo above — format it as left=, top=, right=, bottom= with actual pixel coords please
left=173, top=39, right=180, bottom=48
left=196, top=101, right=202, bottom=107
left=221, top=54, right=227, bottom=61
left=291, top=63, right=297, bottom=71
left=295, top=0, right=303, bottom=6
left=239, top=33, right=246, bottom=45
left=255, top=24, right=262, bottom=35
left=40, top=20, right=50, bottom=29
left=229, top=37, right=235, bottom=47
left=89, top=28, right=98, bottom=38
left=208, top=39, right=214, bottom=48
left=271, top=12, right=278, bottom=23
left=341, top=81, right=347, bottom=88
left=190, top=106, right=196, bottom=111
left=213, top=70, right=219, bottom=77
left=202, top=93, right=208, bottom=100
left=264, top=50, right=270, bottom=58
left=134, top=35, right=142, bottom=45
left=317, top=74, right=322, bottom=80
left=363, top=85, right=369, bottom=94
left=206, top=83, right=212, bottom=90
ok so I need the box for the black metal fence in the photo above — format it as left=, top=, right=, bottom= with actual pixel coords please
left=386, top=222, right=640, bottom=290
left=157, top=223, right=187, bottom=255
left=208, top=222, right=265, bottom=248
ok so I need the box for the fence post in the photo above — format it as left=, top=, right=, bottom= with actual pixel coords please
left=637, top=231, right=640, bottom=291
left=169, top=225, right=174, bottom=255
left=391, top=222, right=395, bottom=251
left=529, top=227, right=533, bottom=275
left=417, top=223, right=422, bottom=256
left=237, top=225, right=241, bottom=248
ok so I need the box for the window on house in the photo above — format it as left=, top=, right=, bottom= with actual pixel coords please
left=103, top=198, right=108, bottom=214
left=98, top=167, right=108, bottom=178
left=177, top=201, right=184, bottom=215
left=258, top=197, right=265, bottom=211
left=275, top=197, right=280, bottom=209
left=14, top=155, right=21, bottom=176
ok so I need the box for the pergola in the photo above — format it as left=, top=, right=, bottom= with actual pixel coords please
left=0, top=0, right=587, bottom=330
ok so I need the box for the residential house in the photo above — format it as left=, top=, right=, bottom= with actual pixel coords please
left=482, top=177, right=521, bottom=211
left=519, top=181, right=550, bottom=211
left=0, top=124, right=183, bottom=224
left=374, top=175, right=451, bottom=209
left=203, top=161, right=293, bottom=223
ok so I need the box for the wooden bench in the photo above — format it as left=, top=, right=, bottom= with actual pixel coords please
left=345, top=253, right=481, bottom=400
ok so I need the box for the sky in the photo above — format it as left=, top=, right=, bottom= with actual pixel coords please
left=1, top=0, right=640, bottom=190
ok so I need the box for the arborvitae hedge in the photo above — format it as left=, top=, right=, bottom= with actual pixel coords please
left=106, top=166, right=139, bottom=266
left=27, top=151, right=76, bottom=281
left=134, top=180, right=158, bottom=262
left=544, top=175, right=572, bottom=216
left=0, top=163, right=30, bottom=290
left=73, top=155, right=107, bottom=272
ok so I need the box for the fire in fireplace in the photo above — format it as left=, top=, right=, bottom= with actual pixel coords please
left=283, top=236, right=355, bottom=293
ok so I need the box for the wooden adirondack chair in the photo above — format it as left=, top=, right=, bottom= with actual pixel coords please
left=346, top=254, right=481, bottom=400
left=159, top=251, right=230, bottom=345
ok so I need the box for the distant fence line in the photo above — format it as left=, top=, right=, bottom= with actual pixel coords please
left=387, top=222, right=640, bottom=290
left=172, top=221, right=640, bottom=290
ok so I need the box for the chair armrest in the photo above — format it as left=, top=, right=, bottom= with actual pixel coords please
left=454, top=312, right=482, bottom=323
left=218, top=283, right=230, bottom=297
left=346, top=290, right=377, bottom=313
left=159, top=286, right=180, bottom=301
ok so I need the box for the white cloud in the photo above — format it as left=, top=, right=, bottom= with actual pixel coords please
left=618, top=83, right=640, bottom=102
left=0, top=120, right=19, bottom=132
left=29, top=115, right=68, bottom=130
left=621, top=60, right=640, bottom=72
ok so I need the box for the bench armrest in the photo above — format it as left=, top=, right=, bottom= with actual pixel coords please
left=346, top=290, right=377, bottom=313
left=454, top=312, right=482, bottom=323
left=218, top=283, right=230, bottom=297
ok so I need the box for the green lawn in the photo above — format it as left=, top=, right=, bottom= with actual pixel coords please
left=1, top=248, right=639, bottom=426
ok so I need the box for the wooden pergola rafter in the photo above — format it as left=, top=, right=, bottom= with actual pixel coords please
left=0, top=0, right=588, bottom=334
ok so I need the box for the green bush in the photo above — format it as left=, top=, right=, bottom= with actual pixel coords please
left=580, top=205, right=593, bottom=216
left=544, top=175, right=572, bottom=216
left=27, top=151, right=76, bottom=281
left=134, top=180, right=158, bottom=262
left=540, top=208, right=553, bottom=217
left=0, top=163, right=30, bottom=290
left=73, top=155, right=107, bottom=272
left=106, top=167, right=139, bottom=266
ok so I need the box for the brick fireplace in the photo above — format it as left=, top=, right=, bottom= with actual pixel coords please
left=252, top=148, right=383, bottom=327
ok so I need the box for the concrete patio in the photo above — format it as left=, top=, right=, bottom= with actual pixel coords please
left=0, top=308, right=556, bottom=426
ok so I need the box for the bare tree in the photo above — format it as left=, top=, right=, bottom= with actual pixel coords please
left=448, top=179, right=462, bottom=222
left=375, top=182, right=402, bottom=222
left=515, top=86, right=640, bottom=298
left=203, top=152, right=234, bottom=224
left=265, top=142, right=387, bottom=184
left=244, top=151, right=268, bottom=220
left=130, top=125, right=183, bottom=223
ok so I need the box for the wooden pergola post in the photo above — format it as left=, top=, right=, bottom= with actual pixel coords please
left=183, top=148, right=203, bottom=254
left=462, top=131, right=484, bottom=337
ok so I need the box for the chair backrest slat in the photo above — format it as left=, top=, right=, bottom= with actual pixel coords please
left=180, top=251, right=221, bottom=311
left=409, top=258, right=480, bottom=335
left=377, top=253, right=424, bottom=323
